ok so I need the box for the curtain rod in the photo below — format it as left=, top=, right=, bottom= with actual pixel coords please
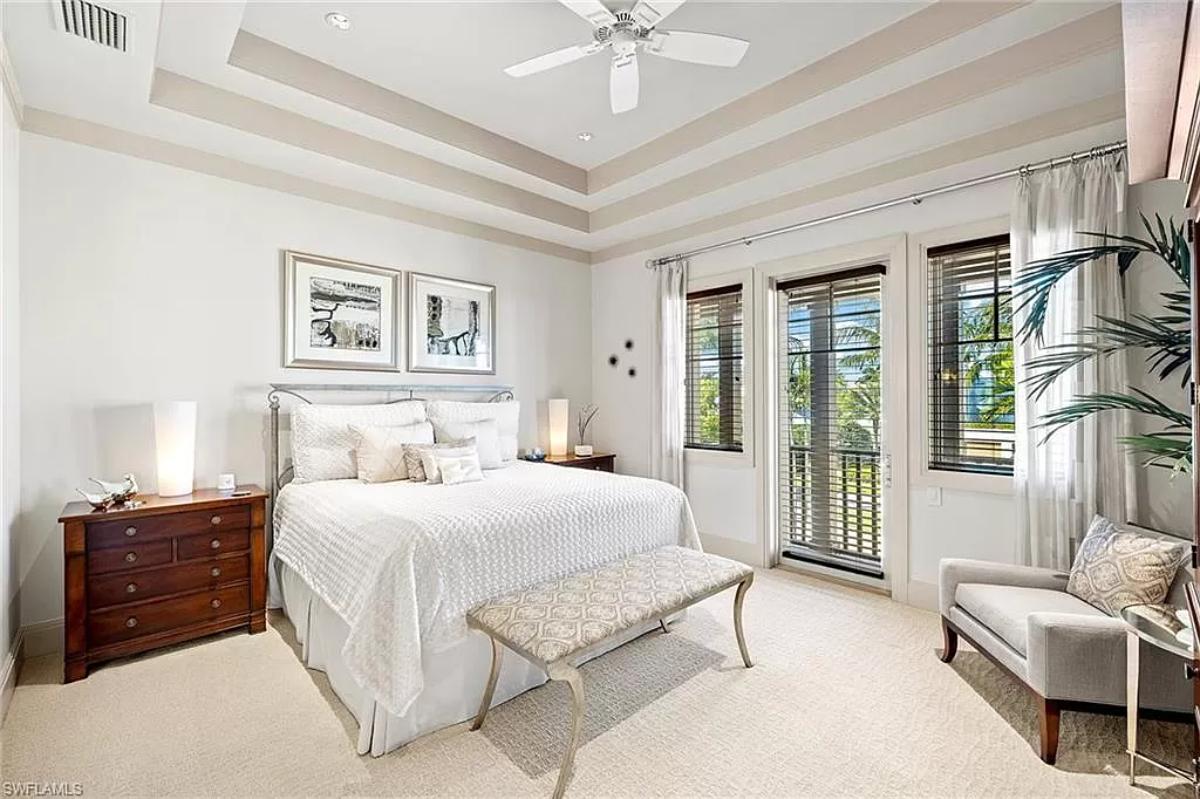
left=644, top=141, right=1127, bottom=269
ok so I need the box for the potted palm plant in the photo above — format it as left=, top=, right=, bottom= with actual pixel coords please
left=1013, top=215, right=1192, bottom=472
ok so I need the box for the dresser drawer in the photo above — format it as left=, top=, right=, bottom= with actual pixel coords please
left=87, top=539, right=172, bottom=575
left=88, top=583, right=250, bottom=647
left=178, top=529, right=249, bottom=560
left=88, top=556, right=250, bottom=609
left=89, top=505, right=251, bottom=550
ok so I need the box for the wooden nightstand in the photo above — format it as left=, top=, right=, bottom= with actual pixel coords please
left=59, top=486, right=268, bottom=683
left=542, top=452, right=615, bottom=472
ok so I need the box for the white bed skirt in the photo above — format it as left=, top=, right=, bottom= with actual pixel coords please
left=270, top=556, right=670, bottom=757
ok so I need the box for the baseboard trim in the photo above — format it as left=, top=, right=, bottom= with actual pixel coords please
left=906, top=579, right=939, bottom=612
left=0, top=628, right=23, bottom=727
left=699, top=533, right=764, bottom=567
left=21, top=618, right=63, bottom=658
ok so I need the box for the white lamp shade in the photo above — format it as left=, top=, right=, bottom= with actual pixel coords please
left=154, top=401, right=197, bottom=497
left=548, top=398, right=569, bottom=457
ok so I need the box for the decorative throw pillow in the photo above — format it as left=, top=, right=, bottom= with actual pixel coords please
left=433, top=419, right=503, bottom=469
left=1067, top=516, right=1189, bottom=615
left=291, top=401, right=426, bottom=483
left=350, top=422, right=434, bottom=483
left=426, top=400, right=519, bottom=462
left=419, top=440, right=476, bottom=485
left=435, top=448, right=484, bottom=485
left=403, top=439, right=471, bottom=483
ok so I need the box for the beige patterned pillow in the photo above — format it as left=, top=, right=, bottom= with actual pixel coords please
left=350, top=422, right=433, bottom=483
left=403, top=439, right=471, bottom=482
left=1067, top=520, right=1189, bottom=615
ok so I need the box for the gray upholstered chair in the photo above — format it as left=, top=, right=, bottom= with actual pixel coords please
left=938, top=556, right=1193, bottom=763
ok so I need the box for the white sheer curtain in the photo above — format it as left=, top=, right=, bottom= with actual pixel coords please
left=1012, top=152, right=1136, bottom=569
left=652, top=259, right=688, bottom=487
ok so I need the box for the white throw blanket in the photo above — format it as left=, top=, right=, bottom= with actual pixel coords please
left=272, top=462, right=700, bottom=714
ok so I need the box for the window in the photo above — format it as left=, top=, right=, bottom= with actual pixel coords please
left=685, top=285, right=744, bottom=452
left=927, top=235, right=1014, bottom=475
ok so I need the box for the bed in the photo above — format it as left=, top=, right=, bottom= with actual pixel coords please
left=265, top=384, right=700, bottom=756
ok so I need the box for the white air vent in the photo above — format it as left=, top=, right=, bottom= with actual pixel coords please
left=53, top=0, right=130, bottom=53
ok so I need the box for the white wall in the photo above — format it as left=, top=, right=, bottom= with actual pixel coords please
left=1, top=55, right=19, bottom=665
left=16, top=133, right=592, bottom=629
left=590, top=125, right=1191, bottom=607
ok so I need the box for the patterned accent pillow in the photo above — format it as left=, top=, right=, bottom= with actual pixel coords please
left=402, top=439, right=471, bottom=483
left=435, top=449, right=484, bottom=485
left=1067, top=518, right=1189, bottom=615
left=350, top=422, right=434, bottom=483
left=419, top=440, right=477, bottom=484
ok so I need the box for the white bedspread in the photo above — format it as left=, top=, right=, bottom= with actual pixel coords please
left=272, top=462, right=700, bottom=715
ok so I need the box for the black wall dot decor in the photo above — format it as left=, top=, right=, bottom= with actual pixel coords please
left=608, top=355, right=619, bottom=367
left=624, top=339, right=634, bottom=350
left=628, top=367, right=637, bottom=378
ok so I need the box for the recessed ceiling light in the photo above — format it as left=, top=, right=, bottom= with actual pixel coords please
left=577, top=132, right=593, bottom=142
left=325, top=12, right=351, bottom=30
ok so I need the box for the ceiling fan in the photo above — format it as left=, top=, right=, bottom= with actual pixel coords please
left=503, top=0, right=750, bottom=114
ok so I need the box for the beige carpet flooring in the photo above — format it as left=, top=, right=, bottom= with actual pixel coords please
left=2, top=567, right=1195, bottom=797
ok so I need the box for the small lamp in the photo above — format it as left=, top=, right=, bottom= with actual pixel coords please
left=548, top=398, right=569, bottom=457
left=154, top=401, right=197, bottom=497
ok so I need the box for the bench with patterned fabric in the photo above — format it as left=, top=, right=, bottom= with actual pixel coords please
left=466, top=545, right=754, bottom=799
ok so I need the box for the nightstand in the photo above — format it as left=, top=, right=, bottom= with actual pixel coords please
left=59, top=486, right=268, bottom=682
left=543, top=452, right=615, bottom=472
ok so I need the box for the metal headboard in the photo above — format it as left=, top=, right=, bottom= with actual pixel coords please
left=266, top=382, right=515, bottom=548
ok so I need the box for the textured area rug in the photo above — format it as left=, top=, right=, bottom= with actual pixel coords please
left=2, top=567, right=1193, bottom=797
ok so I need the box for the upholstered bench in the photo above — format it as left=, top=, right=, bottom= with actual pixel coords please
left=466, top=545, right=755, bottom=798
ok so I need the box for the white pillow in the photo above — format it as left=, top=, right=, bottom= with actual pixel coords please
left=350, top=421, right=434, bottom=483
left=291, top=401, right=426, bottom=483
left=435, top=449, right=484, bottom=486
left=418, top=440, right=477, bottom=484
left=426, top=400, right=519, bottom=462
left=434, top=419, right=502, bottom=469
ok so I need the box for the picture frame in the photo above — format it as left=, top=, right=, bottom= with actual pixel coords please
left=407, top=272, right=496, bottom=374
left=283, top=250, right=400, bottom=371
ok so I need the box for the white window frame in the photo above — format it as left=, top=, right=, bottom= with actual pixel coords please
left=907, top=217, right=1015, bottom=495
left=685, top=268, right=755, bottom=468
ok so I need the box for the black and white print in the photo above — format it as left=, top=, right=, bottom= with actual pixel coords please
left=425, top=294, right=479, bottom=356
left=309, top=277, right=382, bottom=351
left=409, top=273, right=495, bottom=374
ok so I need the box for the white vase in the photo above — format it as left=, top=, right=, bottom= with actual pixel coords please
left=574, top=444, right=594, bottom=457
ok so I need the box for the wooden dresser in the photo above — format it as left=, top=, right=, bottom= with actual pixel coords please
left=543, top=452, right=615, bottom=472
left=59, top=487, right=268, bottom=682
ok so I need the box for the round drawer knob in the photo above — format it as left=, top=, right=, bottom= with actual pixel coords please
left=125, top=583, right=137, bottom=594
left=125, top=617, right=138, bottom=628
left=124, top=526, right=137, bottom=538
left=124, top=552, right=138, bottom=563
left=210, top=566, right=221, bottom=578
left=209, top=538, right=221, bottom=550
left=210, top=598, right=222, bottom=609
left=210, top=515, right=222, bottom=526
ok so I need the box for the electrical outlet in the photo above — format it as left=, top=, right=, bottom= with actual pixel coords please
left=926, top=486, right=943, bottom=507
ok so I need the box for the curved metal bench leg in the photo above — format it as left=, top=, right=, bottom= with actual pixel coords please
left=470, top=636, right=503, bottom=731
left=734, top=574, right=754, bottom=668
left=547, top=662, right=586, bottom=799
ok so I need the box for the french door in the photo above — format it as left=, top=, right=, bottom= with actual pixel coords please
left=775, top=265, right=886, bottom=578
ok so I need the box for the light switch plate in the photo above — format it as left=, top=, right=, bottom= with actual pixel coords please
left=926, top=486, right=943, bottom=506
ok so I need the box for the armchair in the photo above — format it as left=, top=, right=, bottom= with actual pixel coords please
left=939, top=557, right=1193, bottom=763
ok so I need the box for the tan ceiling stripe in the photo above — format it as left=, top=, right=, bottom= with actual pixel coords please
left=589, top=6, right=1120, bottom=231
left=20, top=108, right=591, bottom=264
left=228, top=30, right=588, bottom=195
left=592, top=92, right=1123, bottom=263
left=587, top=1, right=1028, bottom=193
left=149, top=70, right=590, bottom=232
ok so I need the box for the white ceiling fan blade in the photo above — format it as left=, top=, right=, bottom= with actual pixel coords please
left=610, top=53, right=639, bottom=114
left=505, top=42, right=603, bottom=77
left=645, top=30, right=749, bottom=67
left=559, top=0, right=616, bottom=27
left=629, top=0, right=687, bottom=29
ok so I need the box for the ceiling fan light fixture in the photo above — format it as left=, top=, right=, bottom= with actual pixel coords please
left=324, top=12, right=351, bottom=31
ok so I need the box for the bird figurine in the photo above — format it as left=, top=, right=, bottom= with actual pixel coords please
left=76, top=488, right=115, bottom=511
left=89, top=473, right=139, bottom=505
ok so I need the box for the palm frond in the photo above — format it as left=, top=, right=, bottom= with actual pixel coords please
left=1120, top=431, right=1192, bottom=473
left=1036, top=388, right=1191, bottom=441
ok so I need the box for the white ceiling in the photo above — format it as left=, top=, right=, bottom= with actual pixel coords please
left=1, top=0, right=1127, bottom=263
left=238, top=1, right=922, bottom=167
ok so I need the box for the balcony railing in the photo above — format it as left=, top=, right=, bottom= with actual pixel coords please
left=780, top=446, right=882, bottom=574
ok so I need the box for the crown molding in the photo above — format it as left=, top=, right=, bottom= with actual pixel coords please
left=227, top=30, right=588, bottom=195
left=589, top=5, right=1122, bottom=232
left=148, top=70, right=591, bottom=232
left=592, top=92, right=1124, bottom=263
left=21, top=108, right=591, bottom=264
left=586, top=1, right=1029, bottom=193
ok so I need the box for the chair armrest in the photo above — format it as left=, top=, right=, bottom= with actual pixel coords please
left=938, top=558, right=1068, bottom=616
left=1025, top=612, right=1125, bottom=702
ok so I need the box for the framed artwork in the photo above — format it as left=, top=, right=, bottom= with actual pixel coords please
left=283, top=250, right=400, bottom=371
left=408, top=272, right=495, bottom=374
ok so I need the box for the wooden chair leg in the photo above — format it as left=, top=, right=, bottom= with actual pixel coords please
left=1038, top=696, right=1060, bottom=764
left=939, top=618, right=958, bottom=663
